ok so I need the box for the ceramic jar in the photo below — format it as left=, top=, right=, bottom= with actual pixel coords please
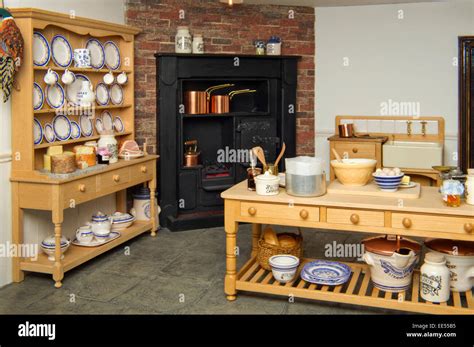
left=192, top=34, right=204, bottom=54
left=98, top=134, right=118, bottom=164
left=130, top=187, right=161, bottom=225
left=175, top=26, right=192, bottom=53
left=266, top=36, right=281, bottom=56
left=425, top=239, right=474, bottom=292
left=362, top=235, right=421, bottom=292
left=465, top=168, right=474, bottom=205
left=255, top=171, right=280, bottom=196
left=90, top=211, right=111, bottom=241
left=420, top=252, right=450, bottom=303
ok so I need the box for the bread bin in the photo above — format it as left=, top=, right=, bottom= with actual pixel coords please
left=285, top=156, right=326, bottom=197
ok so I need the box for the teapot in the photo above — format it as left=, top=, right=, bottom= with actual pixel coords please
left=77, top=81, right=95, bottom=107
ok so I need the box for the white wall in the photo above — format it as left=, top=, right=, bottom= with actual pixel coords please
left=315, top=0, right=474, bottom=173
left=0, top=0, right=126, bottom=287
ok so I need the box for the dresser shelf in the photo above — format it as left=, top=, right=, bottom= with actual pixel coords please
left=34, top=104, right=132, bottom=114
left=34, top=131, right=132, bottom=149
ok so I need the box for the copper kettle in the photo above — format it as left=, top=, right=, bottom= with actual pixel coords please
left=184, top=140, right=200, bottom=167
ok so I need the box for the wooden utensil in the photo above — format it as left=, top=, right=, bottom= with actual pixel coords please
left=273, top=142, right=286, bottom=168
left=332, top=148, right=342, bottom=162
left=252, top=146, right=266, bottom=167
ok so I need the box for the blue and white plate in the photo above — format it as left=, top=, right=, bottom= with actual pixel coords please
left=104, top=41, right=121, bottom=70
left=301, top=260, right=352, bottom=286
left=52, top=114, right=72, bottom=141
left=45, top=83, right=65, bottom=109
left=44, top=123, right=56, bottom=143
left=101, top=111, right=113, bottom=131
left=33, top=82, right=44, bottom=110
left=33, top=118, right=43, bottom=145
left=86, top=38, right=105, bottom=70
left=70, top=120, right=81, bottom=139
left=79, top=114, right=94, bottom=137
left=110, top=83, right=123, bottom=105
left=95, top=118, right=104, bottom=134
left=33, top=32, right=50, bottom=66
left=113, top=116, right=124, bottom=133
left=51, top=35, right=73, bottom=68
left=66, top=74, right=91, bottom=106
left=95, top=82, right=109, bottom=106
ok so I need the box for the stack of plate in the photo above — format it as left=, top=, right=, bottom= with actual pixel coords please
left=300, top=260, right=351, bottom=286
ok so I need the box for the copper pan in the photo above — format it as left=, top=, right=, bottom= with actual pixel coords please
left=184, top=84, right=234, bottom=114
left=211, top=89, right=257, bottom=114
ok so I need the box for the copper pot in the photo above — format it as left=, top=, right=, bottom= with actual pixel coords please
left=184, top=84, right=234, bottom=115
left=338, top=123, right=354, bottom=138
left=184, top=140, right=200, bottom=167
left=211, top=89, right=257, bottom=114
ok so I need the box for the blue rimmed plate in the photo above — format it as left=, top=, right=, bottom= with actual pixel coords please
left=33, top=118, right=43, bottom=145
left=51, top=34, right=73, bottom=68
left=33, top=82, right=44, bottom=110
left=300, top=260, right=351, bottom=286
left=86, top=38, right=105, bottom=70
left=44, top=123, right=56, bottom=143
left=70, top=120, right=81, bottom=140
left=101, top=110, right=113, bottom=131
left=52, top=114, right=72, bottom=141
left=95, top=118, right=104, bottom=134
left=113, top=116, right=124, bottom=133
left=45, top=83, right=65, bottom=109
left=66, top=74, right=91, bottom=106
left=110, top=83, right=123, bottom=105
left=79, top=114, right=93, bottom=137
left=33, top=32, right=50, bottom=66
left=104, top=41, right=121, bottom=70
left=95, top=82, right=109, bottom=106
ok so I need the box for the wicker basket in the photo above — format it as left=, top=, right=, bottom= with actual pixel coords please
left=257, top=227, right=303, bottom=271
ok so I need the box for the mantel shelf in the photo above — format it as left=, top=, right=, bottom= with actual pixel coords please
left=34, top=104, right=132, bottom=114
left=35, top=131, right=132, bottom=149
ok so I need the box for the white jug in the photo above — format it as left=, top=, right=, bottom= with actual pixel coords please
left=77, top=81, right=95, bottom=107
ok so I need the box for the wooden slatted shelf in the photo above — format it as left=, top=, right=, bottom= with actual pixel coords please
left=236, top=257, right=474, bottom=314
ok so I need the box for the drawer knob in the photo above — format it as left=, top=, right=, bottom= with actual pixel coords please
left=464, top=223, right=473, bottom=233
left=352, top=147, right=358, bottom=154
left=113, top=175, right=120, bottom=182
left=350, top=213, right=360, bottom=225
left=300, top=209, right=309, bottom=220
left=248, top=207, right=257, bottom=216
left=78, top=184, right=86, bottom=192
left=402, top=218, right=412, bottom=228
left=141, top=166, right=147, bottom=173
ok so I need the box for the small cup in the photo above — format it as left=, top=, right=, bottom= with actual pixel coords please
left=61, top=68, right=76, bottom=85
left=116, top=72, right=128, bottom=85
left=74, top=48, right=91, bottom=68
left=103, top=70, right=115, bottom=85
left=44, top=68, right=58, bottom=85
left=76, top=225, right=94, bottom=244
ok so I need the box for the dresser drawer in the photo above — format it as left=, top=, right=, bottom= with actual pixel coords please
left=327, top=208, right=384, bottom=227
left=99, top=167, right=131, bottom=190
left=241, top=202, right=319, bottom=222
left=131, top=161, right=154, bottom=180
left=62, top=176, right=98, bottom=207
left=334, top=142, right=376, bottom=159
left=392, top=213, right=474, bottom=235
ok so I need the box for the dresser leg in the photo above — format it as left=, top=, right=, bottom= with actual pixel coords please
left=52, top=223, right=64, bottom=288
left=149, top=180, right=157, bottom=237
left=12, top=182, right=24, bottom=282
left=251, top=224, right=262, bottom=258
left=225, top=204, right=238, bottom=301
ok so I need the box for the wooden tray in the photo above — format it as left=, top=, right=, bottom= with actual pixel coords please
left=327, top=180, right=421, bottom=199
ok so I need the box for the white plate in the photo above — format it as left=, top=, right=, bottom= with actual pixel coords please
left=113, top=116, right=124, bottom=133
left=70, top=121, right=81, bottom=139
left=72, top=231, right=120, bottom=247
left=86, top=38, right=105, bottom=70
left=104, top=41, right=121, bottom=70
left=95, top=82, right=109, bottom=106
left=51, top=34, right=73, bottom=68
left=79, top=114, right=94, bottom=137
left=33, top=118, right=43, bottom=145
left=95, top=118, right=104, bottom=133
left=52, top=114, right=72, bottom=141
left=118, top=151, right=144, bottom=159
left=45, top=83, right=65, bottom=109
left=110, top=83, right=123, bottom=105
left=101, top=111, right=113, bottom=131
left=33, top=82, right=44, bottom=110
left=66, top=74, right=91, bottom=106
left=33, top=32, right=50, bottom=66
left=44, top=123, right=56, bottom=143
left=399, top=182, right=417, bottom=189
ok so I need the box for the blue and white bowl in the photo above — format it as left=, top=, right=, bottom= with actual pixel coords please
left=372, top=173, right=405, bottom=192
left=269, top=255, right=300, bottom=283
left=111, top=212, right=136, bottom=231
left=40, top=235, right=70, bottom=261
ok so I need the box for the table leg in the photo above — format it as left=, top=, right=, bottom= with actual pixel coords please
left=116, top=190, right=127, bottom=213
left=148, top=179, right=157, bottom=237
left=251, top=224, right=262, bottom=258
left=11, top=182, right=24, bottom=283
left=224, top=200, right=239, bottom=301
left=52, top=191, right=64, bottom=289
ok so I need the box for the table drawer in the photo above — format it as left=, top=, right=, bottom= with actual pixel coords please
left=241, top=202, right=319, bottom=222
left=334, top=142, right=376, bottom=159
left=99, top=167, right=131, bottom=190
left=62, top=176, right=97, bottom=207
left=392, top=213, right=474, bottom=235
left=131, top=161, right=154, bottom=180
left=327, top=208, right=384, bottom=227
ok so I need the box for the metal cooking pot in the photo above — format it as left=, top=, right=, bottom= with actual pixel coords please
left=211, top=89, right=257, bottom=114
left=184, top=84, right=234, bottom=115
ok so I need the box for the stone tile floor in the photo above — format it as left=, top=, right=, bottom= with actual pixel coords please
left=0, top=226, right=398, bottom=314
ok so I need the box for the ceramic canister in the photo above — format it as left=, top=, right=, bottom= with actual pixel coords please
left=362, top=235, right=421, bottom=292
left=130, top=187, right=161, bottom=225
left=465, top=168, right=474, bottom=205
left=175, top=26, right=192, bottom=53
left=425, top=239, right=474, bottom=292
left=420, top=252, right=451, bottom=303
left=254, top=171, right=280, bottom=196
left=98, top=134, right=118, bottom=164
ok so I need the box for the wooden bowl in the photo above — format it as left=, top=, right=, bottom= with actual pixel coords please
left=331, top=159, right=377, bottom=186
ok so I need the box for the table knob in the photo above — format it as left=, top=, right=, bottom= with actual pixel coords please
left=352, top=147, right=358, bottom=154
left=78, top=184, right=86, bottom=192
left=248, top=207, right=256, bottom=216
left=350, top=213, right=360, bottom=225
left=141, top=166, right=147, bottom=173
left=464, top=223, right=473, bottom=233
left=113, top=175, right=120, bottom=182
left=402, top=218, right=412, bottom=228
left=300, top=209, right=309, bottom=220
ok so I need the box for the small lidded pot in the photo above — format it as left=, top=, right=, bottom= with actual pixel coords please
left=266, top=36, right=281, bottom=56
left=255, top=171, right=280, bottom=196
left=90, top=211, right=111, bottom=241
left=420, top=252, right=451, bottom=303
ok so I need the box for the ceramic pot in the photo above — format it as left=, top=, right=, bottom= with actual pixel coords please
left=192, top=34, right=204, bottom=54
left=98, top=134, right=118, bottom=164
left=175, top=26, right=192, bottom=53
left=255, top=171, right=280, bottom=196
left=362, top=235, right=421, bottom=292
left=425, top=239, right=474, bottom=292
left=90, top=211, right=111, bottom=240
left=130, top=187, right=161, bottom=226
left=420, top=252, right=451, bottom=303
